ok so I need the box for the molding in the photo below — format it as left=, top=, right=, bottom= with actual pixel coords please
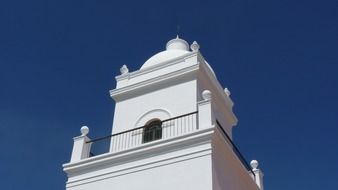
left=197, top=56, right=238, bottom=126
left=63, top=128, right=215, bottom=186
left=197, top=99, right=211, bottom=106
left=64, top=127, right=213, bottom=170
left=134, top=108, right=172, bottom=128
left=115, top=52, right=197, bottom=82
left=67, top=150, right=211, bottom=188
left=198, top=54, right=233, bottom=108
left=110, top=63, right=199, bottom=101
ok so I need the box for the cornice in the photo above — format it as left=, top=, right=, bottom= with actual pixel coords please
left=110, top=63, right=200, bottom=101
left=63, top=128, right=214, bottom=187
left=197, top=55, right=238, bottom=126
left=198, top=53, right=234, bottom=107
left=115, top=51, right=197, bottom=82
left=63, top=127, right=213, bottom=172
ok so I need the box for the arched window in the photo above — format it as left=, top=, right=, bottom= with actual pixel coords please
left=143, top=120, right=162, bottom=143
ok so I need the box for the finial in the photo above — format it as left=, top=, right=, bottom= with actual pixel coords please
left=250, top=160, right=259, bottom=170
left=224, top=88, right=231, bottom=96
left=166, top=36, right=189, bottom=51
left=120, top=64, right=129, bottom=75
left=80, top=126, right=89, bottom=136
left=202, top=90, right=212, bottom=100
left=190, top=41, right=200, bottom=52
left=176, top=25, right=180, bottom=38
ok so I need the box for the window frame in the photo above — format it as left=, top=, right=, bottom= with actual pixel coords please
left=142, top=119, right=162, bottom=143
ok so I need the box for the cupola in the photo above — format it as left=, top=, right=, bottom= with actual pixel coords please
left=141, top=36, right=191, bottom=69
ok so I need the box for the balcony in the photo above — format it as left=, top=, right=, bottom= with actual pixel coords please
left=88, top=111, right=198, bottom=156
left=68, top=92, right=256, bottom=183
left=68, top=113, right=255, bottom=179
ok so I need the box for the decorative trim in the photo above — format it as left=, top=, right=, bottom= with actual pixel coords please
left=110, top=63, right=199, bottom=101
left=197, top=56, right=238, bottom=126
left=67, top=150, right=211, bottom=188
left=115, top=52, right=198, bottom=82
left=63, top=128, right=214, bottom=180
left=134, top=108, right=171, bottom=128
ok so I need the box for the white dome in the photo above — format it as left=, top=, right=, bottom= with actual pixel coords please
left=141, top=36, right=190, bottom=70
left=141, top=49, right=190, bottom=69
left=140, top=37, right=217, bottom=79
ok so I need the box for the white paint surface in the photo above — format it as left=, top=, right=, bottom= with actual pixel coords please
left=63, top=37, right=263, bottom=190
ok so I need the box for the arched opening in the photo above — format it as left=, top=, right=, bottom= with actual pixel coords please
left=143, top=119, right=162, bottom=143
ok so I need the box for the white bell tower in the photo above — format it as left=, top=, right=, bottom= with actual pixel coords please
left=63, top=36, right=264, bottom=190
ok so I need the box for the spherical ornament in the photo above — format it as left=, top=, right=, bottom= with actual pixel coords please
left=224, top=88, right=231, bottom=96
left=166, top=36, right=189, bottom=51
left=120, top=65, right=129, bottom=75
left=190, top=41, right=200, bottom=52
left=80, top=126, right=89, bottom=136
left=250, top=160, right=259, bottom=170
left=202, top=90, right=212, bottom=100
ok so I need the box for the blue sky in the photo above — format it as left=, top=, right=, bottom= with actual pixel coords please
left=0, top=0, right=337, bottom=189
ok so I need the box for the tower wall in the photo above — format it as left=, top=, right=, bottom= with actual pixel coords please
left=212, top=130, right=260, bottom=190
left=67, top=154, right=212, bottom=190
left=64, top=129, right=214, bottom=190
left=64, top=37, right=263, bottom=190
left=112, top=79, right=198, bottom=134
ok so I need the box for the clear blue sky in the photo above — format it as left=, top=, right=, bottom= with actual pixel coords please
left=0, top=0, right=337, bottom=189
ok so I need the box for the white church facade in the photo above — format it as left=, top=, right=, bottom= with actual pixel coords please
left=63, top=36, right=264, bottom=190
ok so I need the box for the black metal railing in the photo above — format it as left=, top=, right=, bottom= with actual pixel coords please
left=87, top=111, right=198, bottom=156
left=216, top=120, right=255, bottom=177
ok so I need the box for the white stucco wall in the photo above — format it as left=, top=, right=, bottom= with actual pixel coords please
left=64, top=38, right=262, bottom=190
left=68, top=155, right=212, bottom=190
left=112, top=79, right=197, bottom=133
left=64, top=129, right=214, bottom=190
left=196, top=59, right=237, bottom=138
left=65, top=128, right=260, bottom=190
left=212, top=129, right=260, bottom=190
